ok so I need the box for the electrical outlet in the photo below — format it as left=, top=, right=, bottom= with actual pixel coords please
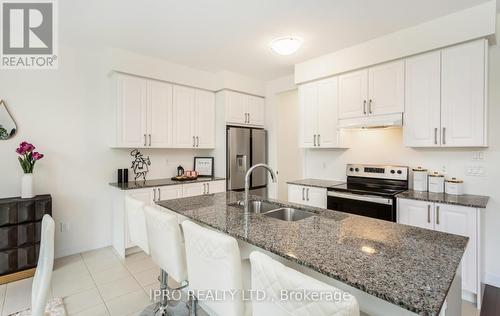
left=472, top=151, right=486, bottom=161
left=60, top=223, right=70, bottom=233
left=466, top=166, right=486, bottom=177
left=441, top=166, right=447, bottom=175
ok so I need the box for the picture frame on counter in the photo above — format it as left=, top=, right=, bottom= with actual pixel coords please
left=194, top=157, right=214, bottom=177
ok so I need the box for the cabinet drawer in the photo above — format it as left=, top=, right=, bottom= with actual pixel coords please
left=17, top=245, right=38, bottom=270
left=17, top=201, right=36, bottom=223
left=35, top=199, right=52, bottom=220
left=0, top=227, right=17, bottom=250
left=0, top=249, right=17, bottom=275
left=0, top=203, right=17, bottom=227
left=17, top=223, right=36, bottom=246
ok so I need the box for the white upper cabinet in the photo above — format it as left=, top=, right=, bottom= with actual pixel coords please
left=113, top=73, right=216, bottom=149
left=317, top=78, right=340, bottom=147
left=368, top=60, right=404, bottom=115
left=404, top=51, right=441, bottom=147
left=148, top=80, right=173, bottom=147
left=115, top=74, right=148, bottom=147
left=225, top=91, right=248, bottom=125
left=248, top=95, right=265, bottom=126
left=404, top=39, right=487, bottom=148
left=195, top=90, right=216, bottom=148
left=173, top=86, right=216, bottom=148
left=339, top=60, right=404, bottom=120
left=299, top=82, right=318, bottom=148
left=441, top=40, right=486, bottom=147
left=224, top=90, right=265, bottom=126
left=299, top=77, right=342, bottom=148
left=172, top=85, right=197, bottom=148
left=338, top=69, right=368, bottom=119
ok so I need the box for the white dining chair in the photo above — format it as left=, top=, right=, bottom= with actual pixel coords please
left=11, top=214, right=66, bottom=316
left=140, top=206, right=189, bottom=315
left=181, top=221, right=250, bottom=316
left=249, top=251, right=360, bottom=316
left=125, top=195, right=150, bottom=254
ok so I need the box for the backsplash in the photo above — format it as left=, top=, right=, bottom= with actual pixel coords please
left=305, top=128, right=493, bottom=195
left=112, top=148, right=215, bottom=181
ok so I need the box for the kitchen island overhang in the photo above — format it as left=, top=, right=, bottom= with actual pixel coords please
left=157, top=191, right=468, bottom=316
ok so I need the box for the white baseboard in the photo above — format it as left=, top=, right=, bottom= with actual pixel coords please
left=484, top=272, right=500, bottom=288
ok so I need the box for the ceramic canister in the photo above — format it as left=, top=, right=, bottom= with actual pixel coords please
left=445, top=178, right=464, bottom=195
left=412, top=167, right=428, bottom=191
left=428, top=172, right=445, bottom=193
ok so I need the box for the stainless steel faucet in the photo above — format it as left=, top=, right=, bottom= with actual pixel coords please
left=244, top=164, right=277, bottom=214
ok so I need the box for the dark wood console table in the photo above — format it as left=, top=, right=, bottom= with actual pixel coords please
left=0, top=194, right=52, bottom=284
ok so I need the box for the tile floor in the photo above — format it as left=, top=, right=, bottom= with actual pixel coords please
left=0, top=246, right=482, bottom=316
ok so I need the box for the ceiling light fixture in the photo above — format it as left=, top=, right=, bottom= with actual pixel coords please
left=270, top=36, right=302, bottom=56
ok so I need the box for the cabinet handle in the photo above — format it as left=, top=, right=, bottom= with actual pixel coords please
left=369, top=99, right=373, bottom=114
left=302, top=188, right=305, bottom=201
left=158, top=188, right=161, bottom=201
left=248, top=113, right=251, bottom=123
left=306, top=188, right=310, bottom=201
left=363, top=100, right=367, bottom=115
left=318, top=134, right=321, bottom=147
left=313, top=134, right=317, bottom=147
left=207, top=183, right=210, bottom=194
left=149, top=134, right=152, bottom=146
left=244, top=113, right=248, bottom=123
left=203, top=183, right=207, bottom=194
left=196, top=136, right=199, bottom=147
left=153, top=188, right=156, bottom=201
left=436, top=206, right=440, bottom=225
left=442, top=127, right=446, bottom=145
left=144, top=134, right=147, bottom=147
left=434, top=128, right=438, bottom=145
left=192, top=136, right=196, bottom=147
left=427, top=205, right=431, bottom=223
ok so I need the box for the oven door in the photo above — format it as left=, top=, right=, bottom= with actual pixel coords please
left=327, top=191, right=395, bottom=222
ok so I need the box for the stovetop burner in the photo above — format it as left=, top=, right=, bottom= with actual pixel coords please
left=328, top=164, right=409, bottom=197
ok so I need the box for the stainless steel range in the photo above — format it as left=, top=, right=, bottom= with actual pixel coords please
left=327, top=164, right=409, bottom=222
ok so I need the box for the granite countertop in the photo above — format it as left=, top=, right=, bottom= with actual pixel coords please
left=287, top=178, right=345, bottom=188
left=397, top=190, right=489, bottom=208
left=157, top=192, right=468, bottom=315
left=109, top=177, right=225, bottom=190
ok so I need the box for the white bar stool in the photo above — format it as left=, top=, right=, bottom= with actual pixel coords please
left=12, top=215, right=65, bottom=316
left=125, top=195, right=150, bottom=254
left=181, top=221, right=250, bottom=316
left=141, top=206, right=189, bottom=316
left=249, top=251, right=360, bottom=316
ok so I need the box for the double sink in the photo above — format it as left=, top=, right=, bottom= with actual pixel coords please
left=231, top=200, right=316, bottom=222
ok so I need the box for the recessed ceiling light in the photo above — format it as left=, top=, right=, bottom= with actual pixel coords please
left=270, top=36, right=302, bottom=56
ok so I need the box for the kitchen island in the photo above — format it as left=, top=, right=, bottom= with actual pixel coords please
left=157, top=191, right=468, bottom=316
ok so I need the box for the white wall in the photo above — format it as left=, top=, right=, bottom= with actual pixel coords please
left=264, top=75, right=297, bottom=198
left=295, top=0, right=497, bottom=83
left=303, top=34, right=500, bottom=286
left=0, top=44, right=261, bottom=258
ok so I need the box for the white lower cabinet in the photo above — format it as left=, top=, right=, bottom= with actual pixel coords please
left=287, top=184, right=327, bottom=208
left=113, top=180, right=226, bottom=258
left=398, top=198, right=481, bottom=306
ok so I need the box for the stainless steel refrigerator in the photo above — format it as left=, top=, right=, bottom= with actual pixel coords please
left=227, top=126, right=268, bottom=197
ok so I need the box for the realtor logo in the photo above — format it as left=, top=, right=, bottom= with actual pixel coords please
left=1, top=0, right=58, bottom=69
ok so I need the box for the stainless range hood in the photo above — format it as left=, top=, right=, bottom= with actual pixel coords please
left=338, top=113, right=403, bottom=129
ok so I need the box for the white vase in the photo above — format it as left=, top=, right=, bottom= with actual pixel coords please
left=21, top=173, right=34, bottom=198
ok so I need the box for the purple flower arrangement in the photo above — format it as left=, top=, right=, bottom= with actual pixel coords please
left=16, top=141, right=44, bottom=173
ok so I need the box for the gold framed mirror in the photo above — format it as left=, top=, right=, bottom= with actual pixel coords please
left=0, top=100, right=17, bottom=140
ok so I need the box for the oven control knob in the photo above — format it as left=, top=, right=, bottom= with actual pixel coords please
left=355, top=168, right=360, bottom=172
left=390, top=170, right=395, bottom=174
left=349, top=167, right=354, bottom=172
left=397, top=170, right=402, bottom=174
